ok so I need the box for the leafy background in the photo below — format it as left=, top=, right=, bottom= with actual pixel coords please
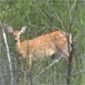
left=0, top=0, right=85, bottom=85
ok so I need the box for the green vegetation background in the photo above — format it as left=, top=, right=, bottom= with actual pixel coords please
left=0, top=0, right=85, bottom=85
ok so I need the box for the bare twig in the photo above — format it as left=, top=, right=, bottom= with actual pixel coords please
left=73, top=69, right=85, bottom=76
left=68, top=0, right=78, bottom=31
left=2, top=28, right=14, bottom=85
left=33, top=57, right=61, bottom=80
left=66, top=0, right=70, bottom=10
left=66, top=0, right=78, bottom=85
left=39, top=6, right=65, bottom=29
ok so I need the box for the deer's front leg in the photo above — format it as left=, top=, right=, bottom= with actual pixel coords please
left=29, top=55, right=33, bottom=72
left=28, top=55, right=33, bottom=85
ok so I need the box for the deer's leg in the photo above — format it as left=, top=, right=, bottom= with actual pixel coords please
left=28, top=55, right=33, bottom=85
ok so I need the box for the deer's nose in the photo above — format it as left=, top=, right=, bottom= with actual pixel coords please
left=14, top=39, right=18, bottom=43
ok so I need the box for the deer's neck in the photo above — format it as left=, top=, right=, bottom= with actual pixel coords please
left=16, top=40, right=23, bottom=55
left=16, top=39, right=28, bottom=58
left=16, top=40, right=21, bottom=48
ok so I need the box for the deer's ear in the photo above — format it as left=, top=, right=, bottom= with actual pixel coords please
left=20, top=26, right=27, bottom=34
left=7, top=26, right=14, bottom=33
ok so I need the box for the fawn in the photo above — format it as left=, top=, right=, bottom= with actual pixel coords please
left=7, top=26, right=72, bottom=71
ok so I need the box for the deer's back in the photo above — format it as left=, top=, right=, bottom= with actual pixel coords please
left=21, top=31, right=67, bottom=59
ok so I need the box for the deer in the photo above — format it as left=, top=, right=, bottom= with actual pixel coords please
left=7, top=26, right=72, bottom=72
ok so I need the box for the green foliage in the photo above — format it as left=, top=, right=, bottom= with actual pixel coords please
left=0, top=0, right=85, bottom=85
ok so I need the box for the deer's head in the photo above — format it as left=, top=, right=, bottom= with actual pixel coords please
left=7, top=26, right=27, bottom=42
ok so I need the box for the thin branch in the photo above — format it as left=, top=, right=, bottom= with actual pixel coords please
left=2, top=28, right=14, bottom=85
left=39, top=6, right=65, bottom=29
left=66, top=0, right=78, bottom=85
left=68, top=0, right=78, bottom=31
left=33, top=57, right=61, bottom=80
left=66, top=0, right=70, bottom=10
left=73, top=69, right=85, bottom=76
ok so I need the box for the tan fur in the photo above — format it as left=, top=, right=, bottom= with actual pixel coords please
left=8, top=27, right=72, bottom=70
